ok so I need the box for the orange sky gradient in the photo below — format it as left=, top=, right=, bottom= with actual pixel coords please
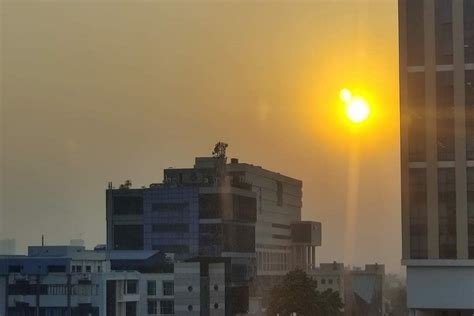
left=1, top=0, right=401, bottom=272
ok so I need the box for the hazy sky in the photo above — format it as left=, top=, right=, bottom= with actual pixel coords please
left=1, top=0, right=401, bottom=272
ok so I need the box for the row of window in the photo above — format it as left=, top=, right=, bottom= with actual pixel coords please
left=147, top=280, right=174, bottom=296
left=406, top=71, right=474, bottom=162
left=8, top=283, right=98, bottom=296
left=408, top=167, right=474, bottom=259
left=314, top=277, right=340, bottom=288
left=71, top=265, right=101, bottom=273
left=405, top=0, right=474, bottom=66
left=257, top=251, right=289, bottom=272
left=147, top=300, right=174, bottom=315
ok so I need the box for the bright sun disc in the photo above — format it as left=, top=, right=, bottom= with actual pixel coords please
left=345, top=97, right=370, bottom=123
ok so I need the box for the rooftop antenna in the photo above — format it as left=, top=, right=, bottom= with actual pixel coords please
left=212, top=142, right=228, bottom=160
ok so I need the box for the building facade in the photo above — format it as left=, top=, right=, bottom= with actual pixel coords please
left=308, top=263, right=385, bottom=316
left=399, top=0, right=474, bottom=314
left=0, top=246, right=226, bottom=316
left=106, top=146, right=321, bottom=312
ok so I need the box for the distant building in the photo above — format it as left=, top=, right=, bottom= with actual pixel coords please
left=399, top=0, right=474, bottom=314
left=308, top=263, right=385, bottom=316
left=70, top=239, right=85, bottom=247
left=106, top=144, right=321, bottom=311
left=0, top=239, right=15, bottom=255
left=0, top=245, right=226, bottom=316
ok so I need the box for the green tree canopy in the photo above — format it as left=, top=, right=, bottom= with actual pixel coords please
left=267, top=269, right=344, bottom=316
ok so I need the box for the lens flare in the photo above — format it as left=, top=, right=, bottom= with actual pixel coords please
left=339, top=88, right=352, bottom=103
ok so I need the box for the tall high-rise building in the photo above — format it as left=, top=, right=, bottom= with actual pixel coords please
left=399, top=0, right=474, bottom=314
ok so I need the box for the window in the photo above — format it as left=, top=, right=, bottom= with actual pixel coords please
left=407, top=72, right=426, bottom=162
left=272, top=223, right=290, bottom=229
left=321, top=279, right=326, bottom=285
left=435, top=0, right=453, bottom=65
left=465, top=0, right=474, bottom=63
left=113, top=195, right=143, bottom=215
left=97, top=265, right=102, bottom=273
left=233, top=195, right=257, bottom=222
left=409, top=168, right=428, bottom=259
left=160, top=300, right=174, bottom=315
left=163, top=281, right=174, bottom=296
left=214, top=303, right=219, bottom=309
left=466, top=71, right=474, bottom=159
left=152, top=223, right=189, bottom=233
left=85, top=266, right=92, bottom=273
left=214, top=284, right=219, bottom=291
left=276, top=181, right=283, bottom=206
left=125, top=280, right=138, bottom=294
left=223, top=224, right=255, bottom=253
left=152, top=202, right=188, bottom=213
left=113, top=224, right=144, bottom=250
left=47, top=265, right=66, bottom=273
left=147, top=300, right=157, bottom=315
left=8, top=265, right=22, bottom=273
left=328, top=279, right=333, bottom=285
left=436, top=71, right=454, bottom=161
left=76, top=266, right=82, bottom=273
left=188, top=305, right=193, bottom=311
left=439, top=168, right=457, bottom=259
left=187, top=286, right=193, bottom=292
left=468, top=168, right=474, bottom=258
left=406, top=0, right=425, bottom=66
left=147, top=280, right=156, bottom=296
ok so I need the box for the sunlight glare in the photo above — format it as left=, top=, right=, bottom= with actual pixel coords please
left=345, top=96, right=370, bottom=123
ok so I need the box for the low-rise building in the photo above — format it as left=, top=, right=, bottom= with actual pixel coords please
left=0, top=246, right=227, bottom=316
left=308, top=262, right=385, bottom=316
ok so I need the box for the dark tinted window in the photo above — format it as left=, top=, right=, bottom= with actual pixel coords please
left=437, top=71, right=455, bottom=161
left=465, top=0, right=474, bottom=63
left=8, top=265, right=22, bottom=273
left=113, top=225, right=143, bottom=250
left=407, top=0, right=425, bottom=66
left=466, top=71, right=474, bottom=159
left=152, top=202, right=188, bottom=213
left=435, top=0, right=453, bottom=65
left=160, top=300, right=174, bottom=315
left=438, top=168, right=457, bottom=259
left=409, top=168, right=428, bottom=259
left=223, top=224, right=255, bottom=253
left=48, top=265, right=66, bottom=273
left=199, top=194, right=221, bottom=219
left=233, top=195, right=257, bottom=222
left=276, top=181, right=283, bottom=206
left=467, top=168, right=474, bottom=258
left=113, top=196, right=143, bottom=215
left=407, top=72, right=426, bottom=162
left=152, top=224, right=189, bottom=233
left=199, top=224, right=223, bottom=256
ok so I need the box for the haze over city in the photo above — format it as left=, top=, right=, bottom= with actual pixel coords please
left=1, top=0, right=400, bottom=273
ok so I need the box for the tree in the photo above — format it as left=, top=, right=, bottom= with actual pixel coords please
left=267, top=269, right=343, bottom=316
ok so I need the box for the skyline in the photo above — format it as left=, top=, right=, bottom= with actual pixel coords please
left=1, top=0, right=401, bottom=273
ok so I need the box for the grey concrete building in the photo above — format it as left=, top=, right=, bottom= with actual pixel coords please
left=399, top=0, right=474, bottom=314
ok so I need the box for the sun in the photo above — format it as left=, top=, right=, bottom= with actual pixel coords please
left=339, top=89, right=370, bottom=123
